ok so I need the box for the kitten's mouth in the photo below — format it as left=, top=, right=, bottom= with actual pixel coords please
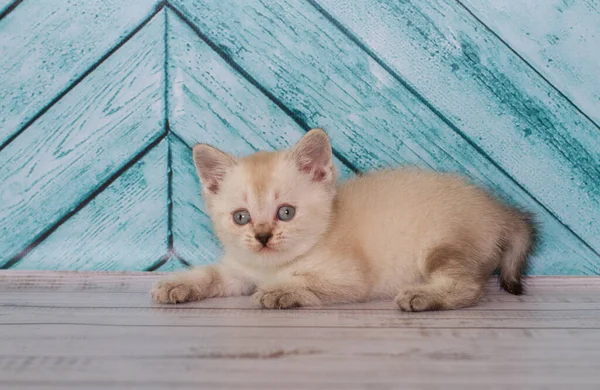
left=257, top=246, right=275, bottom=253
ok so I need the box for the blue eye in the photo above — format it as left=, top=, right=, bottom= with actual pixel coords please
left=277, top=205, right=296, bottom=221
left=233, top=209, right=251, bottom=225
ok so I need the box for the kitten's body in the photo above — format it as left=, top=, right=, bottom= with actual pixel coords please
left=153, top=129, right=534, bottom=311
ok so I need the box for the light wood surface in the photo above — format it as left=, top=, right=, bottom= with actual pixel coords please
left=1, top=271, right=599, bottom=389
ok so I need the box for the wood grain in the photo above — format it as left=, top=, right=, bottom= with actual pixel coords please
left=167, top=9, right=354, bottom=179
left=0, top=0, right=16, bottom=15
left=0, top=12, right=165, bottom=266
left=459, top=0, right=600, bottom=126
left=0, top=0, right=160, bottom=147
left=168, top=0, right=598, bottom=274
left=170, top=134, right=224, bottom=265
left=312, top=0, right=600, bottom=254
left=11, top=141, right=168, bottom=271
left=0, top=271, right=599, bottom=388
left=167, top=10, right=353, bottom=264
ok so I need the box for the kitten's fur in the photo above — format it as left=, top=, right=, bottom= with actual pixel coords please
left=152, top=129, right=535, bottom=311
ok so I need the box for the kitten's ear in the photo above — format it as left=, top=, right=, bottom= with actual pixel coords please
left=192, top=144, right=236, bottom=194
left=291, top=128, right=334, bottom=183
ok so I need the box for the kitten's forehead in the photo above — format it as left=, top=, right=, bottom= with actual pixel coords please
left=240, top=151, right=286, bottom=196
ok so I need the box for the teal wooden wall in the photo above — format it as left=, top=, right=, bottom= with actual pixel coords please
left=0, top=0, right=598, bottom=274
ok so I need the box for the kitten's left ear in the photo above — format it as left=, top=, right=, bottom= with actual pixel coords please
left=290, top=128, right=335, bottom=183
left=192, top=144, right=237, bottom=194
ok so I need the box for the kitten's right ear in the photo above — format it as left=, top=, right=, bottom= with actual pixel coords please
left=192, top=144, right=236, bottom=194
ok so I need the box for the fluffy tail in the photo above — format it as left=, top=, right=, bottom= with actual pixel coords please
left=499, top=211, right=537, bottom=295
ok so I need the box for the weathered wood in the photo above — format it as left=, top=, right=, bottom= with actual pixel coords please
left=11, top=141, right=168, bottom=271
left=168, top=1, right=598, bottom=274
left=0, top=0, right=16, bottom=15
left=0, top=12, right=165, bottom=266
left=0, top=0, right=160, bottom=147
left=153, top=256, right=190, bottom=272
left=312, top=0, right=600, bottom=254
left=459, top=0, right=600, bottom=126
left=167, top=10, right=353, bottom=264
left=170, top=134, right=223, bottom=265
left=0, top=272, right=599, bottom=388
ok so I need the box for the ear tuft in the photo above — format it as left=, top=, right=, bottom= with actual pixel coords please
left=192, top=144, right=236, bottom=194
left=291, top=128, right=334, bottom=183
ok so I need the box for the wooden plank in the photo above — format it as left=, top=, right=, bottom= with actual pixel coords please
left=2, top=304, right=598, bottom=329
left=10, top=141, right=168, bottom=271
left=459, top=0, right=600, bottom=126
left=4, top=291, right=600, bottom=311
left=171, top=134, right=223, bottom=265
left=154, top=256, right=190, bottom=272
left=0, top=351, right=597, bottom=388
left=0, top=12, right=165, bottom=265
left=0, top=0, right=16, bottom=15
left=0, top=0, right=160, bottom=147
left=2, top=271, right=600, bottom=292
left=311, top=0, right=600, bottom=255
left=167, top=10, right=353, bottom=264
left=168, top=1, right=598, bottom=274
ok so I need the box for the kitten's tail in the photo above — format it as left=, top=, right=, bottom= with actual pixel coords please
left=499, top=210, right=537, bottom=295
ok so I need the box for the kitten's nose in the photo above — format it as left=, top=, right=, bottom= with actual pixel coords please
left=254, top=232, right=273, bottom=246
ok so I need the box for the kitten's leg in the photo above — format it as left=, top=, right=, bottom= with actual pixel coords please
left=152, top=264, right=254, bottom=304
left=395, top=245, right=487, bottom=311
left=253, top=271, right=366, bottom=309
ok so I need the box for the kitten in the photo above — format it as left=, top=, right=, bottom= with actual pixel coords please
left=152, top=129, right=535, bottom=311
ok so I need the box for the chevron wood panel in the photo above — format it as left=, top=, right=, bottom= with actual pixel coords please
left=0, top=1, right=598, bottom=274
left=0, top=0, right=160, bottom=148
left=313, top=0, right=600, bottom=254
left=460, top=0, right=600, bottom=126
left=0, top=9, right=165, bottom=269
left=13, top=140, right=169, bottom=271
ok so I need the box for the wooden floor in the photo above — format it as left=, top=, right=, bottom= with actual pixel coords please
left=0, top=272, right=599, bottom=389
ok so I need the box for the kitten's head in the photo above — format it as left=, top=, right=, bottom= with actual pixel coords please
left=192, top=129, right=337, bottom=267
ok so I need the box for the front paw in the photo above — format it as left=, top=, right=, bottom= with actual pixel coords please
left=252, top=287, right=316, bottom=309
left=395, top=289, right=439, bottom=312
left=151, top=280, right=198, bottom=304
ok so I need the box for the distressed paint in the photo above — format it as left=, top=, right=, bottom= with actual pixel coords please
left=312, top=0, right=600, bottom=254
left=170, top=134, right=223, bottom=266
left=0, top=0, right=16, bottom=15
left=0, top=11, right=164, bottom=266
left=169, top=0, right=599, bottom=274
left=459, top=0, right=600, bottom=126
left=0, top=0, right=161, bottom=148
left=14, top=141, right=168, bottom=271
left=0, top=1, right=597, bottom=274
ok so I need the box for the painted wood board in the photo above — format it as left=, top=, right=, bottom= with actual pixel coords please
left=167, top=10, right=353, bottom=265
left=0, top=0, right=160, bottom=148
left=312, top=0, right=600, bottom=254
left=0, top=272, right=599, bottom=388
left=170, top=134, right=223, bottom=265
left=459, top=0, right=600, bottom=126
left=0, top=0, right=16, bottom=15
left=168, top=1, right=598, bottom=274
left=0, top=12, right=165, bottom=266
left=154, top=256, right=190, bottom=272
left=11, top=141, right=168, bottom=271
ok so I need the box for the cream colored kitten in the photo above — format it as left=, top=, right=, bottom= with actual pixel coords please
left=152, top=129, right=535, bottom=311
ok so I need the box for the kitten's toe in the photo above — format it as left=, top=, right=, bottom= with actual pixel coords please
left=253, top=289, right=301, bottom=309
left=151, top=280, right=195, bottom=304
left=395, top=290, right=433, bottom=312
